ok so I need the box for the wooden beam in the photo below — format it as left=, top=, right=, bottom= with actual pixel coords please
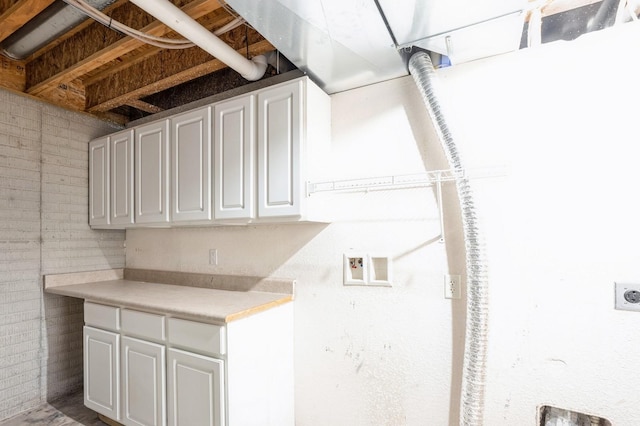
left=27, top=0, right=221, bottom=95
left=26, top=0, right=221, bottom=97
left=81, top=9, right=234, bottom=87
left=0, top=57, right=26, bottom=91
left=87, top=39, right=273, bottom=113
left=35, top=80, right=86, bottom=112
left=126, top=99, right=164, bottom=113
left=0, top=0, right=56, bottom=44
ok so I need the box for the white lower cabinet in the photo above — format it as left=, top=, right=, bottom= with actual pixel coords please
left=84, top=326, right=120, bottom=421
left=167, top=348, right=225, bottom=426
left=83, top=301, right=293, bottom=426
left=122, top=336, right=166, bottom=426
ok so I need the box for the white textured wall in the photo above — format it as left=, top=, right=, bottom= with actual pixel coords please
left=126, top=76, right=467, bottom=425
left=435, top=22, right=640, bottom=425
left=0, top=89, right=125, bottom=421
left=127, top=21, right=640, bottom=425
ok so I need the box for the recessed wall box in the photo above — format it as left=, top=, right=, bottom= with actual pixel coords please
left=368, top=256, right=392, bottom=287
left=343, top=254, right=367, bottom=286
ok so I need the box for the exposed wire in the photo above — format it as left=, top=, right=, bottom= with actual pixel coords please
left=217, top=0, right=255, bottom=30
left=63, top=0, right=245, bottom=49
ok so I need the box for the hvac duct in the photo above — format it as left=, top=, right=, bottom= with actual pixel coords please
left=0, top=0, right=117, bottom=60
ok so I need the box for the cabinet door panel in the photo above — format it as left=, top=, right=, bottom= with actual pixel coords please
left=89, top=137, right=109, bottom=226
left=213, top=96, right=255, bottom=220
left=122, top=336, right=166, bottom=426
left=111, top=129, right=135, bottom=225
left=167, top=348, right=225, bottom=426
left=84, top=326, right=120, bottom=421
left=135, top=120, right=169, bottom=224
left=171, top=107, right=211, bottom=222
left=257, top=81, right=302, bottom=218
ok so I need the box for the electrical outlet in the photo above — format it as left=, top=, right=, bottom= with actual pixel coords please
left=615, top=282, right=640, bottom=312
left=209, top=249, right=218, bottom=266
left=445, top=274, right=461, bottom=299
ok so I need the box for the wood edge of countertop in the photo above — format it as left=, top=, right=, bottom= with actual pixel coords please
left=224, top=295, right=294, bottom=322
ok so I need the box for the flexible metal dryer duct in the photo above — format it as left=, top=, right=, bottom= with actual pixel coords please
left=408, top=51, right=489, bottom=426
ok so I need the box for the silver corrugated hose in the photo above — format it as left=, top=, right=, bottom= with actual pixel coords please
left=408, top=51, right=489, bottom=426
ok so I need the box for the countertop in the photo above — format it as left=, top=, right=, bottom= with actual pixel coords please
left=44, top=269, right=294, bottom=323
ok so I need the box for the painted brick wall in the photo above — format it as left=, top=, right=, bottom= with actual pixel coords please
left=0, top=88, right=125, bottom=421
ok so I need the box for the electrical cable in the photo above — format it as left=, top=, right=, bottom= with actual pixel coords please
left=63, top=0, right=245, bottom=49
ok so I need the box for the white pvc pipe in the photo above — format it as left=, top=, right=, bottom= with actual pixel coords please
left=128, top=0, right=267, bottom=81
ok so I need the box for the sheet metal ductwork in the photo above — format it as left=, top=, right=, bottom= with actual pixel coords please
left=225, top=0, right=526, bottom=93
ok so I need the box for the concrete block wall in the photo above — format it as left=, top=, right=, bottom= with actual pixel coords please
left=0, top=88, right=125, bottom=421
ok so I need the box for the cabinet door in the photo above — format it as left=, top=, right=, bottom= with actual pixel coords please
left=89, top=137, right=109, bottom=227
left=110, top=129, right=135, bottom=226
left=171, top=107, right=211, bottom=222
left=213, top=95, right=255, bottom=220
left=257, top=80, right=303, bottom=218
left=121, top=336, right=166, bottom=426
left=167, top=348, right=225, bottom=426
left=84, top=326, right=120, bottom=421
left=135, top=120, right=170, bottom=224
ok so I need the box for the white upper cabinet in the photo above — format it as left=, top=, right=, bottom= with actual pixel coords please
left=171, top=107, right=212, bottom=222
left=135, top=120, right=170, bottom=224
left=110, top=129, right=135, bottom=226
left=213, top=95, right=255, bottom=221
left=89, top=137, right=110, bottom=228
left=257, top=80, right=302, bottom=218
left=89, top=76, right=330, bottom=228
left=256, top=78, right=330, bottom=220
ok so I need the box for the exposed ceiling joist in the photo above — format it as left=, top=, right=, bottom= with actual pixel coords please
left=27, top=0, right=222, bottom=96
left=125, top=99, right=164, bottom=113
left=0, top=0, right=278, bottom=123
left=87, top=38, right=273, bottom=112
